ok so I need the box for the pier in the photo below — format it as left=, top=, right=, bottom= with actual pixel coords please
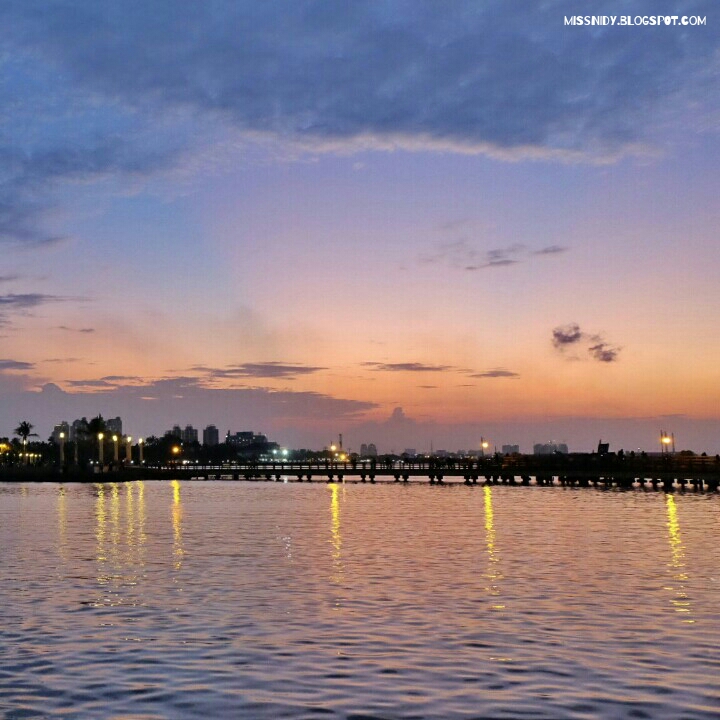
left=3, top=453, right=719, bottom=491
left=120, top=453, right=720, bottom=491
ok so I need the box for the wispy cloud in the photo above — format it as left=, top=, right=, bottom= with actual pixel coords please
left=552, top=323, right=583, bottom=348
left=423, top=239, right=568, bottom=271
left=0, top=293, right=62, bottom=309
left=0, top=359, right=34, bottom=371
left=552, top=323, right=621, bottom=363
left=533, top=245, right=568, bottom=256
left=192, top=362, right=327, bottom=380
left=469, top=369, right=520, bottom=379
left=57, top=325, right=95, bottom=333
left=363, top=362, right=453, bottom=372
left=588, top=339, right=620, bottom=363
left=0, top=1, right=715, bottom=244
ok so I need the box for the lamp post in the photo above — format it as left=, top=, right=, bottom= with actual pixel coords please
left=112, top=434, right=119, bottom=463
left=138, top=437, right=144, bottom=464
left=98, top=432, right=104, bottom=467
left=480, top=437, right=489, bottom=458
left=59, top=431, right=65, bottom=466
left=661, top=432, right=674, bottom=454
left=126, top=436, right=132, bottom=463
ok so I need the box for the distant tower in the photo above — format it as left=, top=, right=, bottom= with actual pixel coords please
left=339, top=434, right=343, bottom=450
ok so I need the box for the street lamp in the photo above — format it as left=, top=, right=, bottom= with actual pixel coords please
left=126, top=436, right=132, bottom=463
left=112, top=434, right=119, bottom=463
left=480, top=437, right=489, bottom=457
left=59, top=431, right=65, bottom=466
left=98, top=432, right=104, bottom=466
left=660, top=432, right=675, bottom=454
left=138, top=437, right=144, bottom=464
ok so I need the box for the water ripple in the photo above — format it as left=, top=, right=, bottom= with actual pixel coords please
left=1, top=482, right=719, bottom=718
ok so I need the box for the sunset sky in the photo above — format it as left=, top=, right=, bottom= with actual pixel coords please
left=1, top=1, right=719, bottom=453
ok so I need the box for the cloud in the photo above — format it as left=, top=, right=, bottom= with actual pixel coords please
left=6, top=1, right=716, bottom=155
left=0, top=359, right=34, bottom=371
left=0, top=275, right=20, bottom=283
left=469, top=369, right=520, bottom=379
left=0, top=293, right=81, bottom=328
left=533, top=245, right=568, bottom=256
left=0, top=1, right=716, bottom=242
left=57, top=325, right=95, bottom=333
left=0, top=293, right=62, bottom=309
left=588, top=339, right=620, bottom=363
left=363, top=362, right=453, bottom=372
left=424, top=239, right=567, bottom=271
left=552, top=323, right=583, bottom=348
left=193, top=362, right=327, bottom=380
left=552, top=323, right=621, bottom=362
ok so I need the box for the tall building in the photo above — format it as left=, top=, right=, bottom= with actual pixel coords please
left=502, top=444, right=520, bottom=454
left=70, top=417, right=88, bottom=441
left=203, top=424, right=219, bottom=447
left=367, top=443, right=378, bottom=457
left=181, top=425, right=198, bottom=444
left=51, top=422, right=70, bottom=442
left=106, top=417, right=122, bottom=435
left=533, top=442, right=568, bottom=455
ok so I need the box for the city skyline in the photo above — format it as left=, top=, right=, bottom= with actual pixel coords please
left=1, top=2, right=719, bottom=453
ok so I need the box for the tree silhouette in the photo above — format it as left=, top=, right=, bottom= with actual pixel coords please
left=14, top=421, right=38, bottom=464
left=87, top=415, right=106, bottom=436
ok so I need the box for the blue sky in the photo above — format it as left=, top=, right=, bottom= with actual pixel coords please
left=1, top=1, right=719, bottom=452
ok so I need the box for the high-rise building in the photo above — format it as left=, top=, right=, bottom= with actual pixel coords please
left=106, top=417, right=122, bottom=435
left=203, top=425, right=219, bottom=447
left=367, top=443, right=378, bottom=457
left=502, top=444, right=520, bottom=454
left=51, top=422, right=70, bottom=442
left=70, top=417, right=88, bottom=441
left=181, top=425, right=198, bottom=444
left=533, top=442, right=568, bottom=455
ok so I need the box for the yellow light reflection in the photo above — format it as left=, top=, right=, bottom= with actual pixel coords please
left=328, top=483, right=344, bottom=587
left=57, top=485, right=67, bottom=562
left=110, top=483, right=120, bottom=567
left=137, top=481, right=147, bottom=550
left=665, top=495, right=693, bottom=623
left=126, top=481, right=135, bottom=550
left=484, top=486, right=504, bottom=610
left=171, top=480, right=184, bottom=570
left=95, top=484, right=108, bottom=586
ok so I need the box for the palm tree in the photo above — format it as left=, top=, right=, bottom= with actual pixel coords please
left=14, top=421, right=38, bottom=464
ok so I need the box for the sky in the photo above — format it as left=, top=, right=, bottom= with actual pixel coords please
left=1, top=0, right=719, bottom=453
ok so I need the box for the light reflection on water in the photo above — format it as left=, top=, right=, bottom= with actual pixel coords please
left=1, top=481, right=719, bottom=719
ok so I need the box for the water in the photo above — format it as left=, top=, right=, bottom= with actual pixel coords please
left=1, top=480, right=719, bottom=719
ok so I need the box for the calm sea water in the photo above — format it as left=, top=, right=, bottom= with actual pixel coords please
left=1, top=480, right=719, bottom=719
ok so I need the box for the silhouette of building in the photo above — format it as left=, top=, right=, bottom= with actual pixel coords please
left=106, top=417, right=122, bottom=435
left=367, top=443, right=378, bottom=457
left=51, top=422, right=70, bottom=442
left=502, top=444, right=520, bottom=454
left=203, top=424, right=219, bottom=447
left=533, top=442, right=568, bottom=455
left=70, top=418, right=87, bottom=441
left=181, top=425, right=198, bottom=444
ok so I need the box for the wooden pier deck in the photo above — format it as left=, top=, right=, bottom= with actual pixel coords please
left=121, top=454, right=720, bottom=492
